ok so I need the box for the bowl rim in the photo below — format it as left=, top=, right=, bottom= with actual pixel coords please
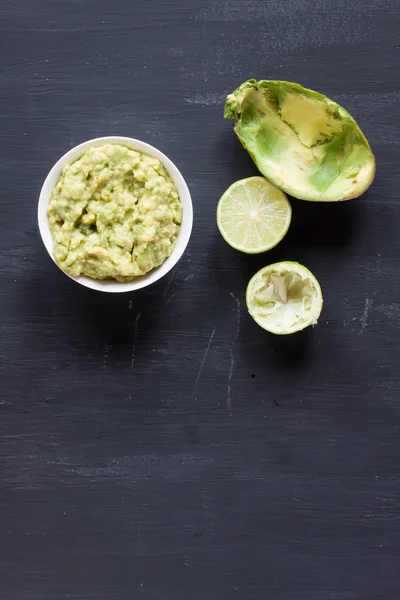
left=38, top=136, right=193, bottom=293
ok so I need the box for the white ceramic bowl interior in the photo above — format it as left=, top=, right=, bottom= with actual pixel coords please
left=38, top=136, right=193, bottom=292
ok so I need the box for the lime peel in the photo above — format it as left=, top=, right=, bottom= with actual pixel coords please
left=246, top=261, right=323, bottom=334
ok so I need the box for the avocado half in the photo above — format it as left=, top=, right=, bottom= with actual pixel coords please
left=224, top=80, right=375, bottom=202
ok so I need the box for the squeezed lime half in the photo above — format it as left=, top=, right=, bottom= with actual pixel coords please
left=246, top=262, right=323, bottom=334
left=217, top=177, right=291, bottom=253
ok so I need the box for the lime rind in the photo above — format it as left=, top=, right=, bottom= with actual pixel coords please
left=246, top=261, right=323, bottom=334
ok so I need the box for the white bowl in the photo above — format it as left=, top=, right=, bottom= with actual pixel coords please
left=38, top=136, right=193, bottom=293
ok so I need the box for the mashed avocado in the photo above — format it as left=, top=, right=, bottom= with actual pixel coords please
left=47, top=144, right=182, bottom=281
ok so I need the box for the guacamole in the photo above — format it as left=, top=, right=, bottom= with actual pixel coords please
left=47, top=144, right=182, bottom=281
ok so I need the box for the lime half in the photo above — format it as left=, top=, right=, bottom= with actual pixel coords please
left=246, top=262, right=323, bottom=335
left=217, top=177, right=291, bottom=253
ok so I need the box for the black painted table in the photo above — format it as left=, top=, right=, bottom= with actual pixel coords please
left=1, top=1, right=400, bottom=598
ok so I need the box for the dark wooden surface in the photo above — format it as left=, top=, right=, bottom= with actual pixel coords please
left=1, top=0, right=400, bottom=598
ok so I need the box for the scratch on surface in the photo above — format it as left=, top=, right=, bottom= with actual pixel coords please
left=201, top=492, right=209, bottom=531
left=359, top=298, right=372, bottom=335
left=376, top=303, right=400, bottom=321
left=185, top=273, right=195, bottom=282
left=227, top=349, right=234, bottom=409
left=163, top=270, right=176, bottom=297
left=185, top=92, right=226, bottom=106
left=128, top=300, right=132, bottom=310
left=152, top=347, right=170, bottom=355
left=137, top=517, right=141, bottom=554
left=305, top=369, right=313, bottom=390
left=201, top=492, right=215, bottom=538
left=165, top=292, right=177, bottom=305
left=227, top=293, right=241, bottom=409
left=131, top=312, right=141, bottom=369
left=196, top=328, right=216, bottom=384
left=231, top=292, right=241, bottom=341
left=103, top=342, right=110, bottom=367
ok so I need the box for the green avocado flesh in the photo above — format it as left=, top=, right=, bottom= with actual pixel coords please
left=224, top=80, right=376, bottom=201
